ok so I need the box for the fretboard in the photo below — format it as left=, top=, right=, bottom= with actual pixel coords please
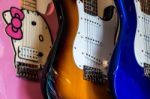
left=84, top=0, right=98, bottom=16
left=21, top=0, right=37, bottom=11
left=140, top=0, right=150, bottom=15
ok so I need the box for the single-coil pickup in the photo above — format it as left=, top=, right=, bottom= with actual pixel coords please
left=18, top=46, right=39, bottom=62
left=84, top=36, right=102, bottom=46
left=85, top=53, right=102, bottom=65
left=80, top=17, right=101, bottom=26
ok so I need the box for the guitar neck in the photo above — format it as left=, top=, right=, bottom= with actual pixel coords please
left=21, top=0, right=37, bottom=11
left=84, top=0, right=98, bottom=16
left=140, top=0, right=150, bottom=15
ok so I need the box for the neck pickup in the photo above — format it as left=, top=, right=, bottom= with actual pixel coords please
left=84, top=0, right=98, bottom=16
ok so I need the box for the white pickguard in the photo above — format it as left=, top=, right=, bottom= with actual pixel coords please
left=73, top=0, right=118, bottom=75
left=3, top=10, right=52, bottom=69
left=134, top=0, right=150, bottom=68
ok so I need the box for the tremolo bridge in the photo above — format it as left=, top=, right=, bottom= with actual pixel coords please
left=83, top=65, right=106, bottom=83
left=144, top=63, right=150, bottom=77
left=17, top=62, right=39, bottom=80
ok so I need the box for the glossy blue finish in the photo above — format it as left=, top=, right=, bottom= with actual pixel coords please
left=108, top=0, right=150, bottom=99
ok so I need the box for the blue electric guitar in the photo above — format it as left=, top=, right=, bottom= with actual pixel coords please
left=108, top=0, right=150, bottom=99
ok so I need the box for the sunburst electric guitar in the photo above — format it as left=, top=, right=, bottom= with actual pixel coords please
left=108, top=0, right=150, bottom=99
left=42, top=0, right=118, bottom=98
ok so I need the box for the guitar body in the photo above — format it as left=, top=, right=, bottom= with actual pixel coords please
left=108, top=0, right=150, bottom=99
left=43, top=0, right=118, bottom=99
left=53, top=2, right=111, bottom=98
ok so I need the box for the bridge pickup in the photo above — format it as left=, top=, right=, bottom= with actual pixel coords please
left=144, top=63, right=150, bottom=77
left=18, top=46, right=39, bottom=62
left=83, top=65, right=106, bottom=84
left=85, top=53, right=102, bottom=65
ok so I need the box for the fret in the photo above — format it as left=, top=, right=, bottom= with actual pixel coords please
left=140, top=0, right=150, bottom=15
left=84, top=0, right=98, bottom=16
left=21, top=0, right=37, bottom=11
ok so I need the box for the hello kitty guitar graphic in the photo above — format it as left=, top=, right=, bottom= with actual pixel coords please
left=2, top=6, right=52, bottom=80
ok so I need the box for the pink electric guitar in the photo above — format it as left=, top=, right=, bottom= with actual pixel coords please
left=0, top=0, right=58, bottom=99
left=2, top=0, right=52, bottom=80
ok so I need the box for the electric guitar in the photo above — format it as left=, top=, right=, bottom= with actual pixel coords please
left=42, top=0, right=118, bottom=98
left=2, top=0, right=52, bottom=80
left=0, top=0, right=55, bottom=98
left=108, top=0, right=150, bottom=99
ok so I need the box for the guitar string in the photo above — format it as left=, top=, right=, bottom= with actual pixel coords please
left=147, top=0, right=150, bottom=64
left=36, top=0, right=38, bottom=70
left=148, top=0, right=150, bottom=63
left=84, top=0, right=87, bottom=68
left=38, top=9, right=40, bottom=69
left=143, top=0, right=148, bottom=67
left=146, top=0, right=149, bottom=66
left=142, top=0, right=146, bottom=66
left=26, top=5, right=28, bottom=72
left=91, top=0, right=94, bottom=67
left=89, top=0, right=92, bottom=69
left=83, top=0, right=85, bottom=68
left=22, top=0, right=24, bottom=75
left=146, top=0, right=149, bottom=64
left=145, top=0, right=148, bottom=66
left=29, top=6, right=31, bottom=69
left=24, top=0, right=26, bottom=73
left=35, top=0, right=38, bottom=69
left=95, top=0, right=99, bottom=68
left=89, top=0, right=94, bottom=68
left=93, top=0, right=96, bottom=68
left=23, top=0, right=26, bottom=75
left=93, top=0, right=98, bottom=68
left=85, top=0, right=89, bottom=67
left=27, top=0, right=30, bottom=71
left=89, top=0, right=92, bottom=68
left=86, top=0, right=89, bottom=67
left=144, top=0, right=148, bottom=63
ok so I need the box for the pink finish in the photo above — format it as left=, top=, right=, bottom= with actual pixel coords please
left=0, top=0, right=58, bottom=99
